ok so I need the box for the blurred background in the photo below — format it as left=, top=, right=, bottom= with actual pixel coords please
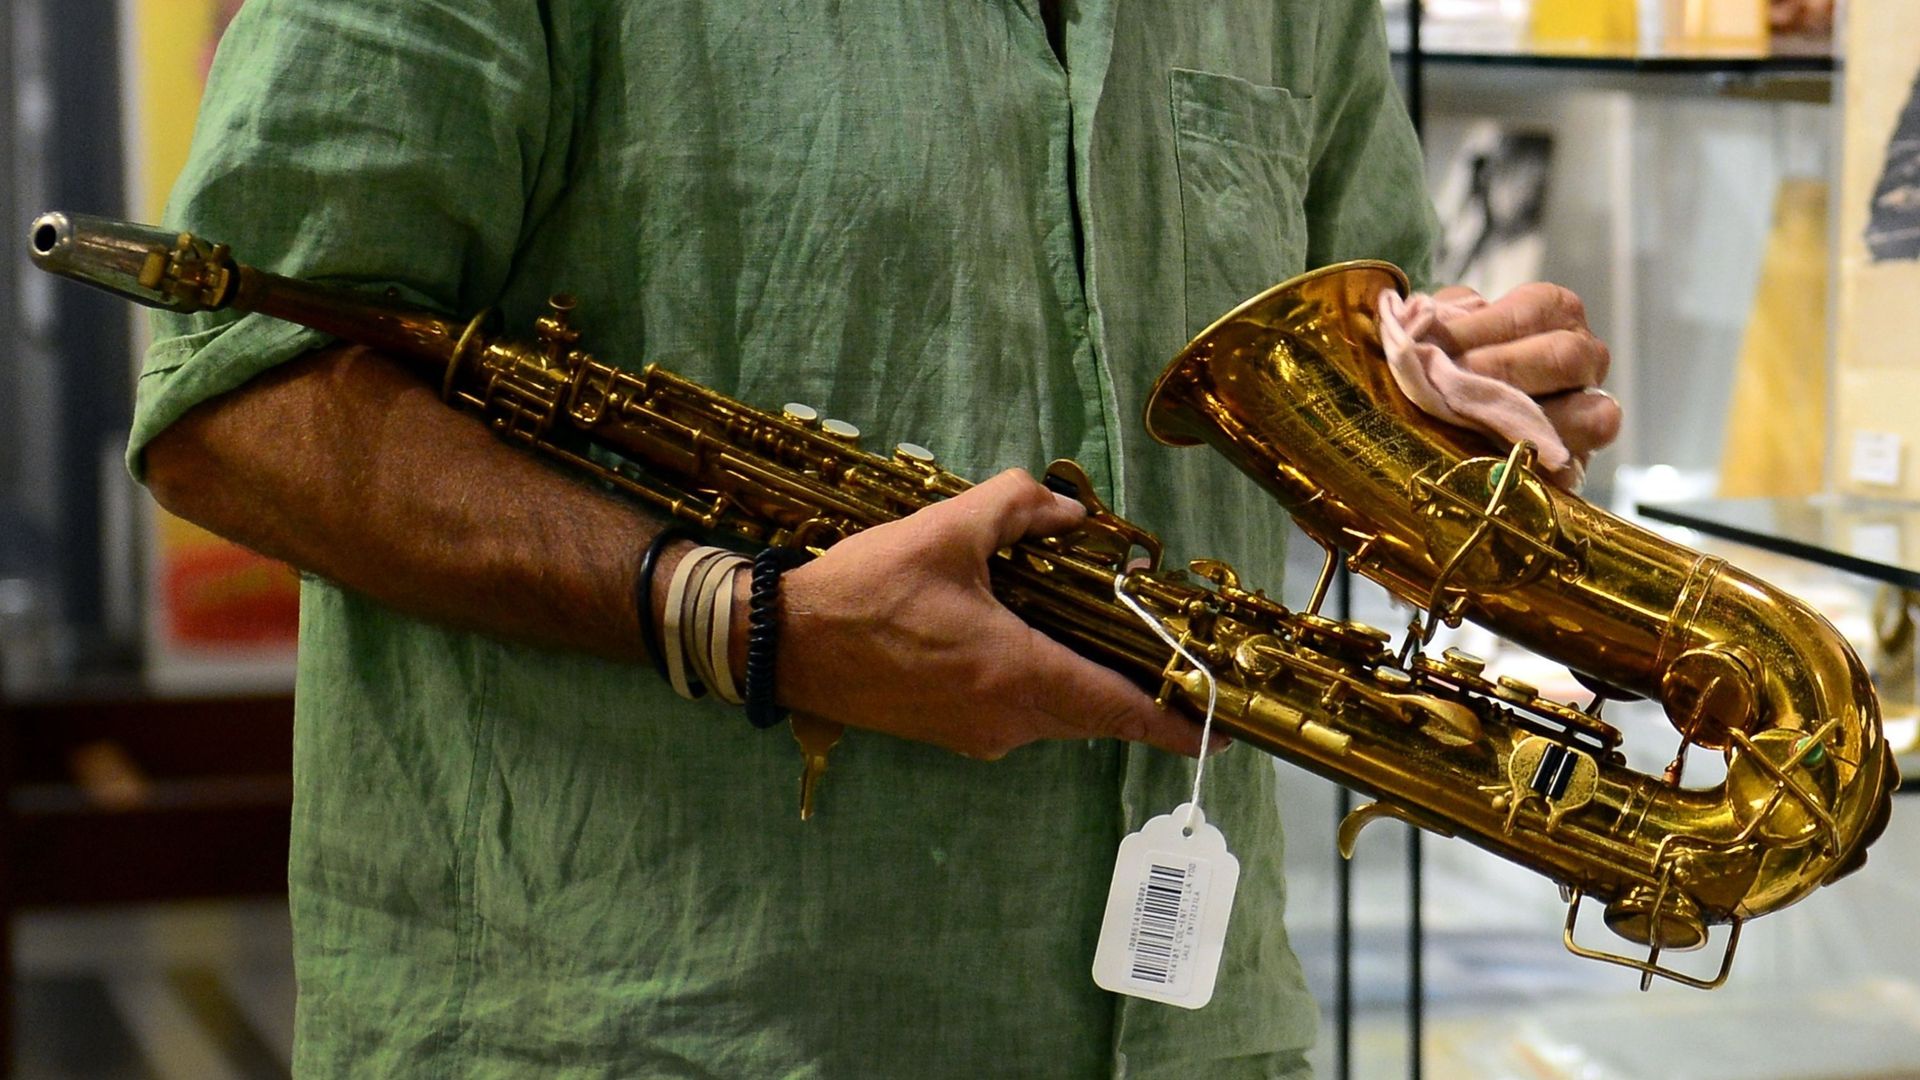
left=3, top=0, right=1919, bottom=1077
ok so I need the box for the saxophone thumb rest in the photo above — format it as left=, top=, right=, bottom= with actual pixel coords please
left=28, top=211, right=1899, bottom=991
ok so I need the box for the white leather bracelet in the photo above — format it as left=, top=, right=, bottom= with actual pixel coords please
left=684, top=550, right=736, bottom=694
left=662, top=546, right=722, bottom=699
left=707, top=561, right=746, bottom=705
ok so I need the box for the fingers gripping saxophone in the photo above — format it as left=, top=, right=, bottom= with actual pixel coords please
left=31, top=213, right=1895, bottom=989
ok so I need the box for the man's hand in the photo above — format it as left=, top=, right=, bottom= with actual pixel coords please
left=770, top=469, right=1218, bottom=761
left=1429, top=282, right=1623, bottom=486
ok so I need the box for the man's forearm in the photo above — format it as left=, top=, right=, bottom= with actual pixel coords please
left=142, top=341, right=1208, bottom=759
left=144, top=343, right=657, bottom=662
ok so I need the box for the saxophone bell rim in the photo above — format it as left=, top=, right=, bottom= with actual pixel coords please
left=1143, top=258, right=1412, bottom=448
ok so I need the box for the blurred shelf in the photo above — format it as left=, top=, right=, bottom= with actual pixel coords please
left=1637, top=496, right=1920, bottom=590
left=2, top=690, right=294, bottom=1068
left=1396, top=47, right=1833, bottom=76
left=1391, top=37, right=1835, bottom=101
left=4, top=692, right=294, bottom=906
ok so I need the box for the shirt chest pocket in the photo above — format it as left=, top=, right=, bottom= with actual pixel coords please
left=1169, top=67, right=1313, bottom=337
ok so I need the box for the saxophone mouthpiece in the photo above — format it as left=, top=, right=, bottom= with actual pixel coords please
left=28, top=210, right=239, bottom=314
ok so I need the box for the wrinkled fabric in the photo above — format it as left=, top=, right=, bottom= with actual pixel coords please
left=131, top=2, right=1437, bottom=1076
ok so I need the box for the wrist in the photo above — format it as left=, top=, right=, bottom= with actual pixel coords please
left=636, top=529, right=689, bottom=674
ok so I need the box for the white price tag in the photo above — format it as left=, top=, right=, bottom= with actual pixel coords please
left=1850, top=431, right=1905, bottom=488
left=1092, top=803, right=1239, bottom=1010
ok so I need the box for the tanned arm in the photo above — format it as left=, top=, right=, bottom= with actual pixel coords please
left=146, top=342, right=650, bottom=662
left=143, top=343, right=1215, bottom=761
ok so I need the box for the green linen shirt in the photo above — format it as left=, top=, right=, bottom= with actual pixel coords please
left=132, top=2, right=1436, bottom=1076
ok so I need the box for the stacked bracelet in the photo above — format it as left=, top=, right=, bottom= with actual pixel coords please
left=744, top=546, right=804, bottom=729
left=635, top=528, right=686, bottom=679
left=659, top=545, right=751, bottom=703
left=641, top=537, right=804, bottom=730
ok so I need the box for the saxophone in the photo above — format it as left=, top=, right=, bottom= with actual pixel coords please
left=31, top=212, right=1895, bottom=990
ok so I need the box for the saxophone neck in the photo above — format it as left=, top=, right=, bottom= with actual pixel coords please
left=30, top=211, right=240, bottom=313
left=28, top=210, right=475, bottom=373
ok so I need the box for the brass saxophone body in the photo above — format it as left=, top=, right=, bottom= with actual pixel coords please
left=1146, top=262, right=1897, bottom=985
left=31, top=212, right=1895, bottom=989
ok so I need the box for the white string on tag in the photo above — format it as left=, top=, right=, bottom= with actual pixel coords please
left=1114, top=574, right=1218, bottom=831
left=1100, top=575, right=1240, bottom=1009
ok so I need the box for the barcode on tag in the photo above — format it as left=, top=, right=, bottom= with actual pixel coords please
left=1129, top=861, right=1192, bottom=984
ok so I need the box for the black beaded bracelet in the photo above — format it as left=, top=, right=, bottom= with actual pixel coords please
left=744, top=546, right=804, bottom=729
left=636, top=527, right=687, bottom=680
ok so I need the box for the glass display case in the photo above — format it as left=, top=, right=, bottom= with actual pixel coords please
left=1281, top=5, right=1920, bottom=1079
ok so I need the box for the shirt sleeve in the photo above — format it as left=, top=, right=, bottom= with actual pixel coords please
left=1301, top=1, right=1441, bottom=291
left=127, top=0, right=557, bottom=479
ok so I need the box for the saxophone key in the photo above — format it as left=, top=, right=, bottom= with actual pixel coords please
left=894, top=442, right=937, bottom=466
left=1371, top=666, right=1415, bottom=690
left=791, top=714, right=845, bottom=822
left=1382, top=692, right=1484, bottom=747
left=1494, top=675, right=1538, bottom=704
left=1503, top=735, right=1599, bottom=834
left=1294, top=612, right=1393, bottom=658
left=1299, top=719, right=1353, bottom=756
left=1231, top=635, right=1290, bottom=682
